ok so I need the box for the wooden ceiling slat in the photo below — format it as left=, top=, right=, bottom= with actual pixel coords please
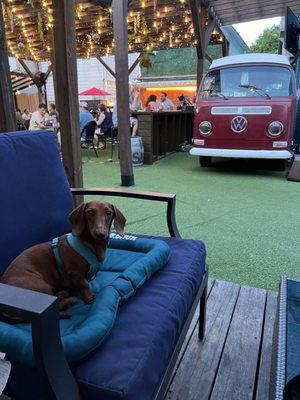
left=3, top=0, right=298, bottom=60
left=12, top=78, right=32, bottom=89
left=208, top=0, right=300, bottom=25
left=219, top=1, right=299, bottom=17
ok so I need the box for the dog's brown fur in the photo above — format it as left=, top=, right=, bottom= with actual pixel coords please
left=0, top=201, right=126, bottom=312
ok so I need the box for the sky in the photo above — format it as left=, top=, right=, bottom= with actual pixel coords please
left=233, top=17, right=281, bottom=46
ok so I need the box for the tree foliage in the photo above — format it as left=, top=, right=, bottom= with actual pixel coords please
left=248, top=25, right=280, bottom=54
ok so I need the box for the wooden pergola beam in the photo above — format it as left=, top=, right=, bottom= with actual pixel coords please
left=45, top=64, right=52, bottom=80
left=13, top=83, right=34, bottom=92
left=112, top=0, right=134, bottom=186
left=0, top=1, right=16, bottom=132
left=205, top=53, right=213, bottom=63
left=52, top=0, right=83, bottom=204
left=18, top=58, right=46, bottom=103
left=189, top=0, right=204, bottom=59
left=96, top=52, right=142, bottom=79
left=17, top=58, right=39, bottom=86
left=128, top=53, right=142, bottom=75
left=96, top=54, right=116, bottom=78
left=189, top=0, right=216, bottom=88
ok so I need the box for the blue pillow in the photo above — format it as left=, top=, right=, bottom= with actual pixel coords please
left=0, top=235, right=170, bottom=366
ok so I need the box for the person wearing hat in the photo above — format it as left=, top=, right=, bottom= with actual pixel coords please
left=79, top=102, right=94, bottom=145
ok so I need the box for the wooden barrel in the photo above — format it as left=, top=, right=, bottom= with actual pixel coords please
left=131, top=136, right=144, bottom=167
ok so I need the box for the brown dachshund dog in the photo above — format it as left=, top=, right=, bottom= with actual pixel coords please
left=0, top=201, right=126, bottom=313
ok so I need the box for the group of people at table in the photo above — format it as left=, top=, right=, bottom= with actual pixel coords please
left=79, top=89, right=176, bottom=149
left=15, top=88, right=188, bottom=150
left=16, top=103, right=59, bottom=131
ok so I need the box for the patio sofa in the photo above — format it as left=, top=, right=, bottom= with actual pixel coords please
left=270, top=277, right=300, bottom=400
left=0, top=130, right=208, bottom=400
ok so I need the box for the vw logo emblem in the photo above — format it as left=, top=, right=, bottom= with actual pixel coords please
left=231, top=116, right=247, bottom=133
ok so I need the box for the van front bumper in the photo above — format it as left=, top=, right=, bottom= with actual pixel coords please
left=189, top=147, right=293, bottom=160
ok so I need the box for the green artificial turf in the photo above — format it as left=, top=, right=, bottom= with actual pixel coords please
left=82, top=147, right=300, bottom=290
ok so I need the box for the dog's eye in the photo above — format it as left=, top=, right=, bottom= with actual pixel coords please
left=87, top=209, right=95, bottom=215
left=106, top=210, right=112, bottom=216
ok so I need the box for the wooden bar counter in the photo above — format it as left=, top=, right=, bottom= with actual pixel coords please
left=134, top=111, right=194, bottom=164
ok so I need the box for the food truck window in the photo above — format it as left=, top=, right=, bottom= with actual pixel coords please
left=198, top=66, right=293, bottom=98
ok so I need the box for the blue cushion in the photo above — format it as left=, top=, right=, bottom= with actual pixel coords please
left=0, top=236, right=170, bottom=366
left=0, top=131, right=74, bottom=274
left=286, top=279, right=300, bottom=383
left=6, top=237, right=206, bottom=400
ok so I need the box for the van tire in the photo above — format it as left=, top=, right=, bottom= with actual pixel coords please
left=199, top=156, right=212, bottom=167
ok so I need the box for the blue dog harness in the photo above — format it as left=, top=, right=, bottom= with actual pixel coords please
left=51, top=234, right=102, bottom=280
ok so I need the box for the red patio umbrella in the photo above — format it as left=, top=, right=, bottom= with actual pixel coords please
left=79, top=87, right=112, bottom=96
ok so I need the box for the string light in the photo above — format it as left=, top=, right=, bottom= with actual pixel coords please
left=3, top=1, right=224, bottom=59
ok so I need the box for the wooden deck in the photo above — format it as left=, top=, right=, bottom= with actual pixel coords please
left=165, top=279, right=277, bottom=400
left=0, top=279, right=277, bottom=400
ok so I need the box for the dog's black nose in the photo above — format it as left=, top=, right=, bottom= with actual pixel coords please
left=95, top=229, right=107, bottom=239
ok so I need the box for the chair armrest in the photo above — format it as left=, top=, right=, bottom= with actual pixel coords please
left=0, top=283, right=57, bottom=319
left=0, top=284, right=80, bottom=400
left=71, top=187, right=181, bottom=238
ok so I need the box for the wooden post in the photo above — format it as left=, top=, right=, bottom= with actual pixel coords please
left=52, top=0, right=83, bottom=203
left=0, top=1, right=16, bottom=132
left=189, top=0, right=215, bottom=90
left=197, top=58, right=204, bottom=90
left=112, top=0, right=134, bottom=186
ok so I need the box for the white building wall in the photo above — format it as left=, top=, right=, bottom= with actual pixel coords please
left=40, top=54, right=140, bottom=104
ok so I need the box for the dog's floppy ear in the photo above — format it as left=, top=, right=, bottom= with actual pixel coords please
left=112, top=205, right=126, bottom=237
left=69, top=203, right=86, bottom=236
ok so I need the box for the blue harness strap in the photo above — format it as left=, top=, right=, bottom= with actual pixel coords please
left=51, top=234, right=102, bottom=280
left=51, top=237, right=69, bottom=280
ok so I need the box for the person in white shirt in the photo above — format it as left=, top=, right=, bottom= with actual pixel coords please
left=29, top=104, right=49, bottom=130
left=157, top=92, right=174, bottom=111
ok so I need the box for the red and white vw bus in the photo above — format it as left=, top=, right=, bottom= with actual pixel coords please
left=190, top=54, right=297, bottom=168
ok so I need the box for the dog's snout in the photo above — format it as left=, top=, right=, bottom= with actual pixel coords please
left=95, top=228, right=107, bottom=239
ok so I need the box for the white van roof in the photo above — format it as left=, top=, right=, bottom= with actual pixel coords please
left=210, top=54, right=291, bottom=69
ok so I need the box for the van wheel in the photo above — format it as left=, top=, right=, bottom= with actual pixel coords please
left=199, top=156, right=212, bottom=167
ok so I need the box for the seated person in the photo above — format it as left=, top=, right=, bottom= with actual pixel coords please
left=29, top=104, right=49, bottom=130
left=95, top=104, right=112, bottom=149
left=145, top=95, right=157, bottom=112
left=112, top=102, right=137, bottom=138
left=129, top=87, right=141, bottom=137
left=157, top=92, right=174, bottom=111
left=16, top=108, right=27, bottom=130
left=79, top=101, right=94, bottom=145
left=22, top=108, right=31, bottom=129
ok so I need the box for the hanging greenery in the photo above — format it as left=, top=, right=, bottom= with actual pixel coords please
left=139, top=53, right=152, bottom=69
left=128, top=32, right=137, bottom=45
left=37, top=11, right=44, bottom=42
left=17, top=42, right=25, bottom=52
left=26, top=0, right=35, bottom=8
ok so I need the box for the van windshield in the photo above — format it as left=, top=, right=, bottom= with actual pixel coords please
left=198, top=65, right=293, bottom=98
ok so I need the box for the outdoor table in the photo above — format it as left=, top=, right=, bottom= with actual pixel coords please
left=132, top=110, right=194, bottom=164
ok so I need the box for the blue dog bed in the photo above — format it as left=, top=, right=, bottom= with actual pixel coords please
left=0, top=235, right=170, bottom=366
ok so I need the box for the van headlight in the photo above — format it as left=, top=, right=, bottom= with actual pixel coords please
left=268, top=121, right=283, bottom=137
left=199, top=121, right=212, bottom=136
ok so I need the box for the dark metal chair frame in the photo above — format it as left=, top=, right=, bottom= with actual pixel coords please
left=80, top=121, right=99, bottom=158
left=269, top=277, right=300, bottom=400
left=0, top=188, right=208, bottom=400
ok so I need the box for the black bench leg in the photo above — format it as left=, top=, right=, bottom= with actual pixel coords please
left=198, top=278, right=207, bottom=341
